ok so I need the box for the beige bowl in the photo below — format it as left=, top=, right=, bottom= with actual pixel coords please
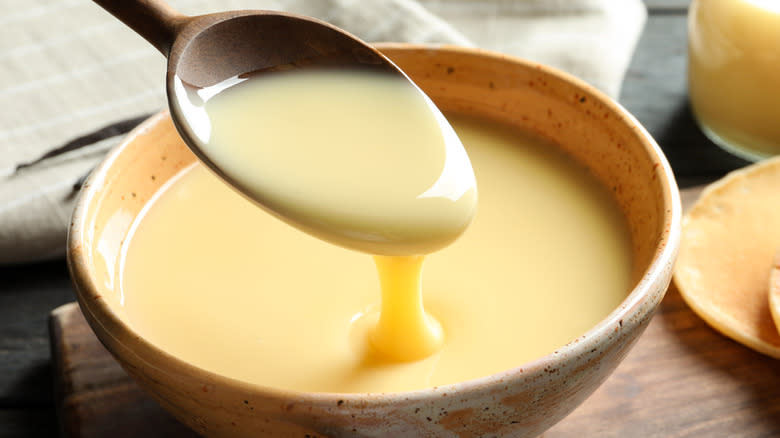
left=68, top=44, right=681, bottom=437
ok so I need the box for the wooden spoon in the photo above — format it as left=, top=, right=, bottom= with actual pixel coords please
left=92, top=0, right=478, bottom=255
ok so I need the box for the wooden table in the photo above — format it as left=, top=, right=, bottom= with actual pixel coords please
left=3, top=1, right=778, bottom=436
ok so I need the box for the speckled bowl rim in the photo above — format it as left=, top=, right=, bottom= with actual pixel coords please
left=68, top=43, right=682, bottom=408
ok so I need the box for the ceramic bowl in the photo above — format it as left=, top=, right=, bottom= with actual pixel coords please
left=68, top=44, right=681, bottom=437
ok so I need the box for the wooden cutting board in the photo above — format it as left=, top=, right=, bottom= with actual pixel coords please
left=49, top=186, right=780, bottom=438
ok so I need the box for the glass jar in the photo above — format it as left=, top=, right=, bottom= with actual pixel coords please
left=688, top=0, right=780, bottom=161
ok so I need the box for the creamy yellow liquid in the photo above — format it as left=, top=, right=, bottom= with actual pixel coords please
left=118, top=115, right=632, bottom=393
left=688, top=0, right=780, bottom=160
left=172, top=70, right=477, bottom=256
left=370, top=255, right=444, bottom=361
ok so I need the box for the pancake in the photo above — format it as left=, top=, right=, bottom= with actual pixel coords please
left=674, top=156, right=780, bottom=359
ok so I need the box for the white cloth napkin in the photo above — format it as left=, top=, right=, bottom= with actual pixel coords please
left=0, top=0, right=646, bottom=264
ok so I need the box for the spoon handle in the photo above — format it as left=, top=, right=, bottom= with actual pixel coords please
left=92, top=0, right=186, bottom=56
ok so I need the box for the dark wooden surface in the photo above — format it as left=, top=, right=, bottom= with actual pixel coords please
left=3, top=1, right=776, bottom=437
